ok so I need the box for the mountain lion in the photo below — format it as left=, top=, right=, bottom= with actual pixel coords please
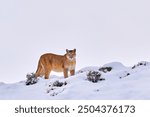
left=35, top=49, right=76, bottom=79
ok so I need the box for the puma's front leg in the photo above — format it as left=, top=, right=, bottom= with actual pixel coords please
left=63, top=68, right=68, bottom=78
left=70, top=69, right=75, bottom=76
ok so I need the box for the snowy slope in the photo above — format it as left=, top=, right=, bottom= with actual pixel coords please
left=0, top=61, right=150, bottom=100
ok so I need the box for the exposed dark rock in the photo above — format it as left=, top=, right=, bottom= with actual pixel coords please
left=132, top=61, right=148, bottom=69
left=87, top=71, right=105, bottom=83
left=25, top=73, right=37, bottom=85
left=99, top=67, right=112, bottom=73
left=52, top=81, right=67, bottom=87
left=120, top=72, right=130, bottom=79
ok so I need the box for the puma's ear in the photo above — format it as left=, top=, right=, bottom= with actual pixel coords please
left=74, top=48, right=76, bottom=53
left=66, top=49, right=69, bottom=53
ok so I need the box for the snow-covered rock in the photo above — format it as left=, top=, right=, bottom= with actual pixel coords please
left=0, top=62, right=150, bottom=100
left=102, top=62, right=127, bottom=70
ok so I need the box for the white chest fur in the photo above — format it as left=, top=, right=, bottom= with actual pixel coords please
left=65, top=59, right=76, bottom=70
left=67, top=65, right=75, bottom=70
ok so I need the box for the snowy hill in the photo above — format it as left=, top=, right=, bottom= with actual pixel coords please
left=0, top=61, right=150, bottom=100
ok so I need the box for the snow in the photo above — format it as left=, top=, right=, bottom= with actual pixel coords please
left=0, top=61, right=150, bottom=100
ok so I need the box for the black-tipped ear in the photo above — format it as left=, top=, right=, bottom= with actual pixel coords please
left=66, top=49, right=69, bottom=53
left=74, top=48, right=76, bottom=53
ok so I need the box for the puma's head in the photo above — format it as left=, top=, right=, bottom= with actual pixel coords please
left=66, top=49, right=76, bottom=61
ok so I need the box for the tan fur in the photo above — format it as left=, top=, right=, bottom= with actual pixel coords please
left=35, top=49, right=76, bottom=79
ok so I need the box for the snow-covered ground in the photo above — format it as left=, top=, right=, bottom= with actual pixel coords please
left=0, top=61, right=150, bottom=100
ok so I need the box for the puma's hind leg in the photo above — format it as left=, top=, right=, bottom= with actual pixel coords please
left=44, top=65, right=51, bottom=79
left=44, top=70, right=51, bottom=79
left=35, top=62, right=44, bottom=79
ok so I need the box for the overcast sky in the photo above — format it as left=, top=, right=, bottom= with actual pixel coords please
left=0, top=0, right=150, bottom=83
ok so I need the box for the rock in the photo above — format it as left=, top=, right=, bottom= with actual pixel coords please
left=25, top=73, right=37, bottom=85
left=87, top=71, right=104, bottom=83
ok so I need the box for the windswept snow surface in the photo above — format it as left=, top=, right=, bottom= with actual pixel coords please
left=0, top=62, right=150, bottom=100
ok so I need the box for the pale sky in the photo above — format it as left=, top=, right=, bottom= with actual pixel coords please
left=0, top=0, right=150, bottom=83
